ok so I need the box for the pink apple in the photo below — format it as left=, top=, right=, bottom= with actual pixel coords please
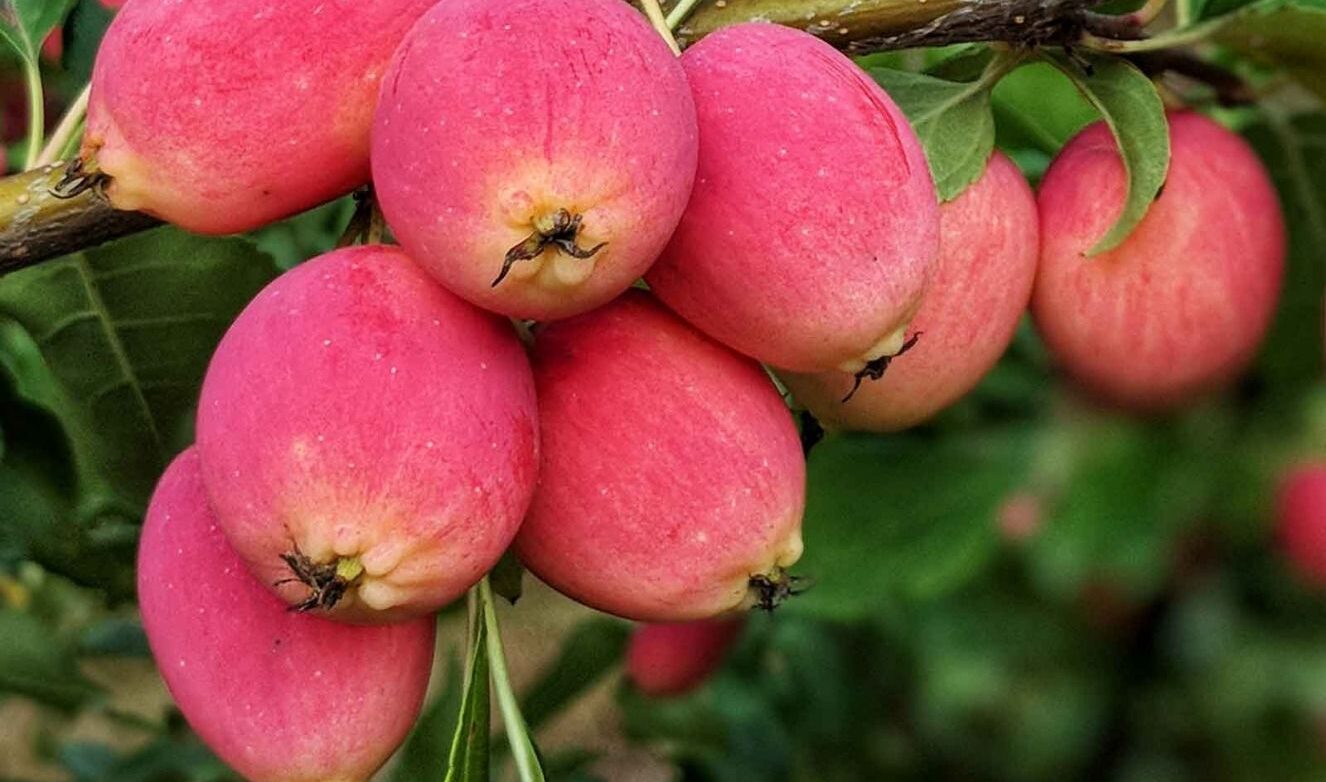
left=646, top=22, right=939, bottom=373
left=197, top=245, right=538, bottom=623
left=1279, top=461, right=1326, bottom=587
left=371, top=0, right=697, bottom=320
left=780, top=152, right=1038, bottom=430
left=1032, top=111, right=1285, bottom=410
left=626, top=618, right=746, bottom=697
left=83, top=0, right=436, bottom=234
left=139, top=449, right=435, bottom=782
left=516, top=291, right=805, bottom=622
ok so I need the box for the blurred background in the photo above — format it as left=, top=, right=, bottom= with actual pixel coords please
left=2, top=0, right=1325, bottom=780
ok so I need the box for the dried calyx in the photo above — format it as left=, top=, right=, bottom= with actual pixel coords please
left=494, top=208, right=607, bottom=286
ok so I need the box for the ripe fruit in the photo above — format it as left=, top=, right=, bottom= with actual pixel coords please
left=1032, top=111, right=1285, bottom=410
left=1278, top=461, right=1326, bottom=587
left=626, top=618, right=746, bottom=697
left=196, top=245, right=538, bottom=623
left=516, top=291, right=805, bottom=622
left=139, top=450, right=435, bottom=782
left=371, top=0, right=697, bottom=321
left=780, top=152, right=1038, bottom=431
left=83, top=0, right=435, bottom=234
left=645, top=22, right=938, bottom=373
left=42, top=28, right=62, bottom=63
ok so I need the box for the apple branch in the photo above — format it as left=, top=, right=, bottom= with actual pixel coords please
left=672, top=0, right=1115, bottom=52
left=0, top=160, right=161, bottom=274
left=0, top=0, right=1165, bottom=275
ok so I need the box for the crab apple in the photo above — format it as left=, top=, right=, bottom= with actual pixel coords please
left=82, top=0, right=436, bottom=234
left=42, top=28, right=62, bottom=63
left=626, top=618, right=746, bottom=697
left=371, top=0, right=697, bottom=321
left=196, top=245, right=538, bottom=623
left=644, top=22, right=938, bottom=374
left=516, top=291, right=805, bottom=622
left=1278, top=461, right=1326, bottom=588
left=1032, top=111, right=1285, bottom=410
left=780, top=152, right=1038, bottom=431
left=138, top=450, right=435, bottom=782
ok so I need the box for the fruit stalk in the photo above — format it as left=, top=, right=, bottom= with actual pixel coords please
left=2, top=0, right=1111, bottom=274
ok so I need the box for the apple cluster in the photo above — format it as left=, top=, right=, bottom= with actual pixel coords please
left=86, top=0, right=1287, bottom=778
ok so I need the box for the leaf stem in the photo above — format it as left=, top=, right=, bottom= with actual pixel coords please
left=665, top=0, right=705, bottom=30
left=1080, top=16, right=1229, bottom=52
left=21, top=58, right=44, bottom=171
left=36, top=83, right=90, bottom=168
left=479, top=578, right=545, bottom=782
left=638, top=0, right=681, bottom=55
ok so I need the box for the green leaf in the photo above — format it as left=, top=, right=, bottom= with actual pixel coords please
left=865, top=54, right=1018, bottom=201
left=0, top=356, right=138, bottom=597
left=1243, top=113, right=1326, bottom=387
left=1218, top=0, right=1326, bottom=104
left=0, top=227, right=278, bottom=514
left=521, top=617, right=630, bottom=732
left=787, top=428, right=1034, bottom=621
left=991, top=62, right=1099, bottom=155
left=63, top=0, right=115, bottom=84
left=0, top=608, right=103, bottom=710
left=1044, top=52, right=1170, bottom=255
left=445, top=608, right=491, bottom=782
left=0, top=0, right=79, bottom=60
left=1026, top=419, right=1212, bottom=601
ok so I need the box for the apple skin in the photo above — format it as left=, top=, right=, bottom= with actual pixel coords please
left=626, top=618, right=746, bottom=697
left=371, top=0, right=697, bottom=321
left=515, top=291, right=805, bottom=622
left=1031, top=110, right=1285, bottom=410
left=196, top=245, right=538, bottom=623
left=645, top=22, right=939, bottom=373
left=138, top=449, right=435, bottom=782
left=780, top=152, right=1038, bottom=431
left=1278, top=461, right=1326, bottom=588
left=83, top=0, right=436, bottom=234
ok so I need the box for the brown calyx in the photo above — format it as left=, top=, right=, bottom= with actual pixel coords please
left=493, top=208, right=607, bottom=287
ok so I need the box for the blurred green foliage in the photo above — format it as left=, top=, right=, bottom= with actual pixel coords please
left=1, top=0, right=1325, bottom=780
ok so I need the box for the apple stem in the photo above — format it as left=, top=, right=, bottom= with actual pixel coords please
left=35, top=83, right=90, bottom=169
left=637, top=0, right=682, bottom=55
left=480, top=577, right=547, bottom=782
